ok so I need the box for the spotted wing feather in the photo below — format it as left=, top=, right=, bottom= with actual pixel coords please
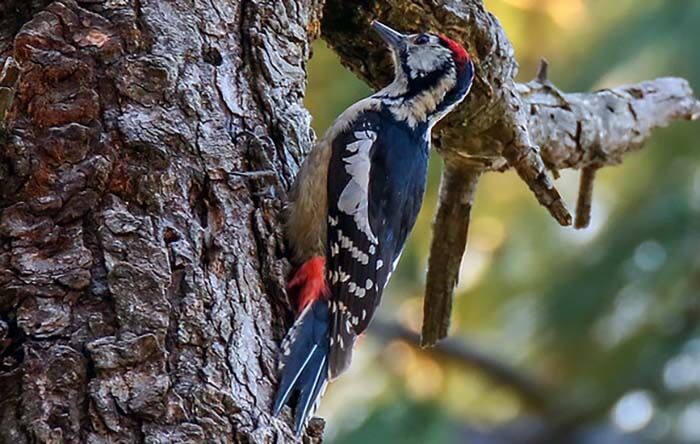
left=326, top=109, right=429, bottom=378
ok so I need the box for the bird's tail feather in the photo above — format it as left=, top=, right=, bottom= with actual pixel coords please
left=273, top=300, right=330, bottom=435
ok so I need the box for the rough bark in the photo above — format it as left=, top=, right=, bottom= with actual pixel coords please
left=0, top=0, right=698, bottom=443
left=0, top=0, right=322, bottom=442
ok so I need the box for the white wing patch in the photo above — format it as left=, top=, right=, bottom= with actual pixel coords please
left=338, top=130, right=378, bottom=244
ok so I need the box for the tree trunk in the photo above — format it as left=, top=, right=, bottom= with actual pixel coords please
left=1, top=0, right=698, bottom=443
left=0, top=0, right=321, bottom=442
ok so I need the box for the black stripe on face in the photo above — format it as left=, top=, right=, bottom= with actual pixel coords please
left=433, top=60, right=474, bottom=116
left=402, top=66, right=451, bottom=101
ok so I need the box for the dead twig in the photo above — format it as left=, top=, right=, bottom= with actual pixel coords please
left=421, top=162, right=480, bottom=347
left=574, top=165, right=598, bottom=229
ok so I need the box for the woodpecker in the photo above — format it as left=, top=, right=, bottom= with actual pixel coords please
left=272, top=20, right=475, bottom=434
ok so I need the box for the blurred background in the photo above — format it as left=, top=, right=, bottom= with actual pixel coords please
left=305, top=1, right=700, bottom=443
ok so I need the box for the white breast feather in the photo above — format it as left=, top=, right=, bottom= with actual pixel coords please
left=338, top=130, right=378, bottom=244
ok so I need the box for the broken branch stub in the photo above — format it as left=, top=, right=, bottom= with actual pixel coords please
left=575, top=166, right=598, bottom=229
left=421, top=163, right=481, bottom=347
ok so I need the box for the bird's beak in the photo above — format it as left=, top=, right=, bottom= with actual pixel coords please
left=371, top=20, right=405, bottom=51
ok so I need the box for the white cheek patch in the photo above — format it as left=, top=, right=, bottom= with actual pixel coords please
left=407, top=46, right=449, bottom=79
left=338, top=130, right=379, bottom=244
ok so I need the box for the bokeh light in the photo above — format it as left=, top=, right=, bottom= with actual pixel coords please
left=611, top=390, right=655, bottom=433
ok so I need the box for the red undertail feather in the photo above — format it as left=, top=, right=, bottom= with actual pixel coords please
left=288, top=257, right=329, bottom=314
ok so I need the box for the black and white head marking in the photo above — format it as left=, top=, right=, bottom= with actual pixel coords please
left=404, top=34, right=454, bottom=81
left=370, top=21, right=474, bottom=129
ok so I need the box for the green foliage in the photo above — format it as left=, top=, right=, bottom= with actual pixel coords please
left=332, top=399, right=456, bottom=444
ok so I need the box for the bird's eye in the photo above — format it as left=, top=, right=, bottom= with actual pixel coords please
left=414, top=34, right=430, bottom=45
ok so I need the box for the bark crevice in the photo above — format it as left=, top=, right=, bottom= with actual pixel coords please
left=0, top=0, right=321, bottom=441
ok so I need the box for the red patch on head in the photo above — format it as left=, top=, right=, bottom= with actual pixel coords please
left=438, top=34, right=470, bottom=66
left=288, top=257, right=329, bottom=315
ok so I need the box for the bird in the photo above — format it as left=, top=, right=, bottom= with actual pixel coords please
left=272, top=20, right=475, bottom=435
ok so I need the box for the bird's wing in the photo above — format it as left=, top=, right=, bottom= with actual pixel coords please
left=325, top=111, right=418, bottom=378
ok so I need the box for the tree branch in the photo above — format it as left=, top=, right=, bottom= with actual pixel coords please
left=421, top=163, right=479, bottom=347
left=574, top=166, right=598, bottom=229
left=371, top=320, right=551, bottom=410
left=523, top=75, right=700, bottom=169
left=321, top=0, right=700, bottom=347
